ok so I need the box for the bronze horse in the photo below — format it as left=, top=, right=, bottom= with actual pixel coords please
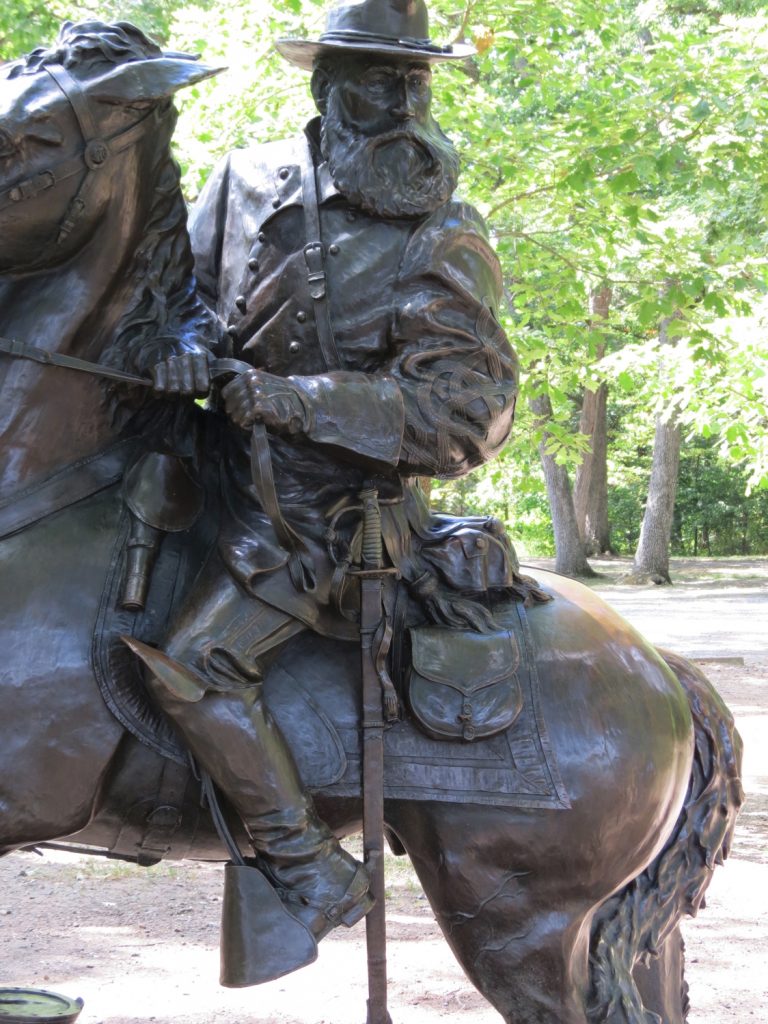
left=0, top=24, right=742, bottom=1024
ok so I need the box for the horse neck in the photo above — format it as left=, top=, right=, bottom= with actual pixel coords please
left=0, top=174, right=151, bottom=493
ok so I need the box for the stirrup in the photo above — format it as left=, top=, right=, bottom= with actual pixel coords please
left=220, top=863, right=318, bottom=987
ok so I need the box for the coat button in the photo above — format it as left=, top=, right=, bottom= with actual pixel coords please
left=235, top=295, right=247, bottom=312
left=272, top=197, right=281, bottom=209
left=258, top=231, right=267, bottom=243
left=329, top=244, right=340, bottom=255
left=289, top=341, right=302, bottom=354
left=248, top=258, right=259, bottom=272
left=279, top=167, right=290, bottom=180
left=296, top=311, right=307, bottom=323
left=226, top=326, right=238, bottom=339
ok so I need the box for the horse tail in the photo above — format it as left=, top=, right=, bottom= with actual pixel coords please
left=586, top=650, right=744, bottom=1024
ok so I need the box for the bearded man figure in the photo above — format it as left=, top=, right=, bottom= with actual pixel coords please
left=138, top=0, right=521, bottom=986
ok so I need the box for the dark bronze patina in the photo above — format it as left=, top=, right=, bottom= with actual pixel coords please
left=0, top=10, right=743, bottom=1024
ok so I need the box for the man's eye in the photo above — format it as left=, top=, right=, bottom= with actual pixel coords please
left=408, top=75, right=430, bottom=91
left=367, top=78, right=390, bottom=92
left=0, top=129, right=16, bottom=158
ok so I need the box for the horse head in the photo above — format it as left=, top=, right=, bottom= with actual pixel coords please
left=0, top=21, right=220, bottom=492
left=0, top=21, right=217, bottom=275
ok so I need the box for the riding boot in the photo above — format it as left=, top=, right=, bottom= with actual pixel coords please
left=123, top=639, right=373, bottom=967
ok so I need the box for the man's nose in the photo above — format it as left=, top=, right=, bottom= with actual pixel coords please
left=389, top=81, right=416, bottom=121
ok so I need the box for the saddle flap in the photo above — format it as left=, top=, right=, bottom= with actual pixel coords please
left=407, top=626, right=522, bottom=743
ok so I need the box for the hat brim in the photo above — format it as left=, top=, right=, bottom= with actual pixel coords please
left=275, top=38, right=476, bottom=72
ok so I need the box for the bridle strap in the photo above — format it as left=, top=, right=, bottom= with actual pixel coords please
left=0, top=63, right=162, bottom=240
left=45, top=63, right=100, bottom=144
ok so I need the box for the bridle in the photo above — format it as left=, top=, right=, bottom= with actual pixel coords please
left=0, top=62, right=166, bottom=245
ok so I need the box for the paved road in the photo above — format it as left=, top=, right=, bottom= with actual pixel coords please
left=521, top=557, right=768, bottom=660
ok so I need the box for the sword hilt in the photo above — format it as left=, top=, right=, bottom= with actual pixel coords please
left=360, top=485, right=383, bottom=571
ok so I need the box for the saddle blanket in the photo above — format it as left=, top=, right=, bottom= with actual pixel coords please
left=94, top=517, right=569, bottom=811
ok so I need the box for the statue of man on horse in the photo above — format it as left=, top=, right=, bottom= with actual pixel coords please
left=0, top=10, right=743, bottom=1024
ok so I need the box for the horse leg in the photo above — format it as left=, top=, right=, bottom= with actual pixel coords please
left=390, top=800, right=595, bottom=1024
left=632, top=927, right=688, bottom=1024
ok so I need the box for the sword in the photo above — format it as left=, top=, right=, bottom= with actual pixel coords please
left=356, top=485, right=400, bottom=1024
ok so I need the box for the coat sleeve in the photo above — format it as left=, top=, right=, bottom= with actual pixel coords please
left=289, top=200, right=517, bottom=478
left=388, top=200, right=517, bottom=477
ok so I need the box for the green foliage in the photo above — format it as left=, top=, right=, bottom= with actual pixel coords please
left=0, top=2, right=61, bottom=57
left=674, top=436, right=768, bottom=554
left=0, top=0, right=184, bottom=57
left=3, top=0, right=767, bottom=551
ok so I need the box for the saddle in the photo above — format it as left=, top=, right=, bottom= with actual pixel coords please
left=93, top=491, right=568, bottom=811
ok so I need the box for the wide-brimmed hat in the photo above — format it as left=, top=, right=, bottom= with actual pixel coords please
left=276, top=0, right=475, bottom=71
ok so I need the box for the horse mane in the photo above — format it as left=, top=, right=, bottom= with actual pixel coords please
left=10, top=21, right=218, bottom=445
left=103, top=121, right=217, bottom=444
left=9, top=20, right=163, bottom=76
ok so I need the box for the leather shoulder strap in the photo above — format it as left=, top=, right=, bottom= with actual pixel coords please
left=302, top=136, right=342, bottom=372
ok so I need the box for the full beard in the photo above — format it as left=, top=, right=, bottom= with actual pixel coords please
left=320, top=108, right=461, bottom=219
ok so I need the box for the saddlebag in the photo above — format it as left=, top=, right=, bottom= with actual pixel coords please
left=407, top=626, right=523, bottom=742
left=418, top=515, right=519, bottom=593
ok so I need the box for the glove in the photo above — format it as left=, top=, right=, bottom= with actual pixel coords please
left=221, top=369, right=310, bottom=434
left=150, top=351, right=211, bottom=397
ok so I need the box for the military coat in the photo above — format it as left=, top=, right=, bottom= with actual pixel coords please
left=188, top=121, right=518, bottom=638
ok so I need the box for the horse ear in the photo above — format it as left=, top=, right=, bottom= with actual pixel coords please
left=86, top=58, right=223, bottom=106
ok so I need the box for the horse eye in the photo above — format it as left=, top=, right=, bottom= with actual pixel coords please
left=0, top=128, right=16, bottom=158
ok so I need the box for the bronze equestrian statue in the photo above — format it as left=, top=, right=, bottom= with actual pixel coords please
left=0, top=10, right=742, bottom=1024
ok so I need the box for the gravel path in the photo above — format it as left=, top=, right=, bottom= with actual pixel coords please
left=525, top=555, right=768, bottom=661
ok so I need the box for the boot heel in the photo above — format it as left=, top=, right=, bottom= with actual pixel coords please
left=339, top=863, right=375, bottom=927
left=341, top=888, right=375, bottom=927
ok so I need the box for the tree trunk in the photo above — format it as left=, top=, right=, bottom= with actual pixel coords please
left=574, top=285, right=612, bottom=555
left=530, top=393, right=596, bottom=578
left=624, top=313, right=681, bottom=585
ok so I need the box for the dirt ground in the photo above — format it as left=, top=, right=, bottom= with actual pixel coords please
left=1, top=559, right=766, bottom=1024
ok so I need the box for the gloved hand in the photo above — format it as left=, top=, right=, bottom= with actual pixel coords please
left=150, top=351, right=211, bottom=397
left=221, top=369, right=310, bottom=434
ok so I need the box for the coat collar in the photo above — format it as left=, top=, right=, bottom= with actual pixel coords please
left=260, top=119, right=342, bottom=229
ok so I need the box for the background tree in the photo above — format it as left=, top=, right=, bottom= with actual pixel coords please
left=4, top=0, right=767, bottom=573
left=574, top=285, right=613, bottom=555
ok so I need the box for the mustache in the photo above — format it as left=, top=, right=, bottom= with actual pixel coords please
left=320, top=107, right=460, bottom=219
